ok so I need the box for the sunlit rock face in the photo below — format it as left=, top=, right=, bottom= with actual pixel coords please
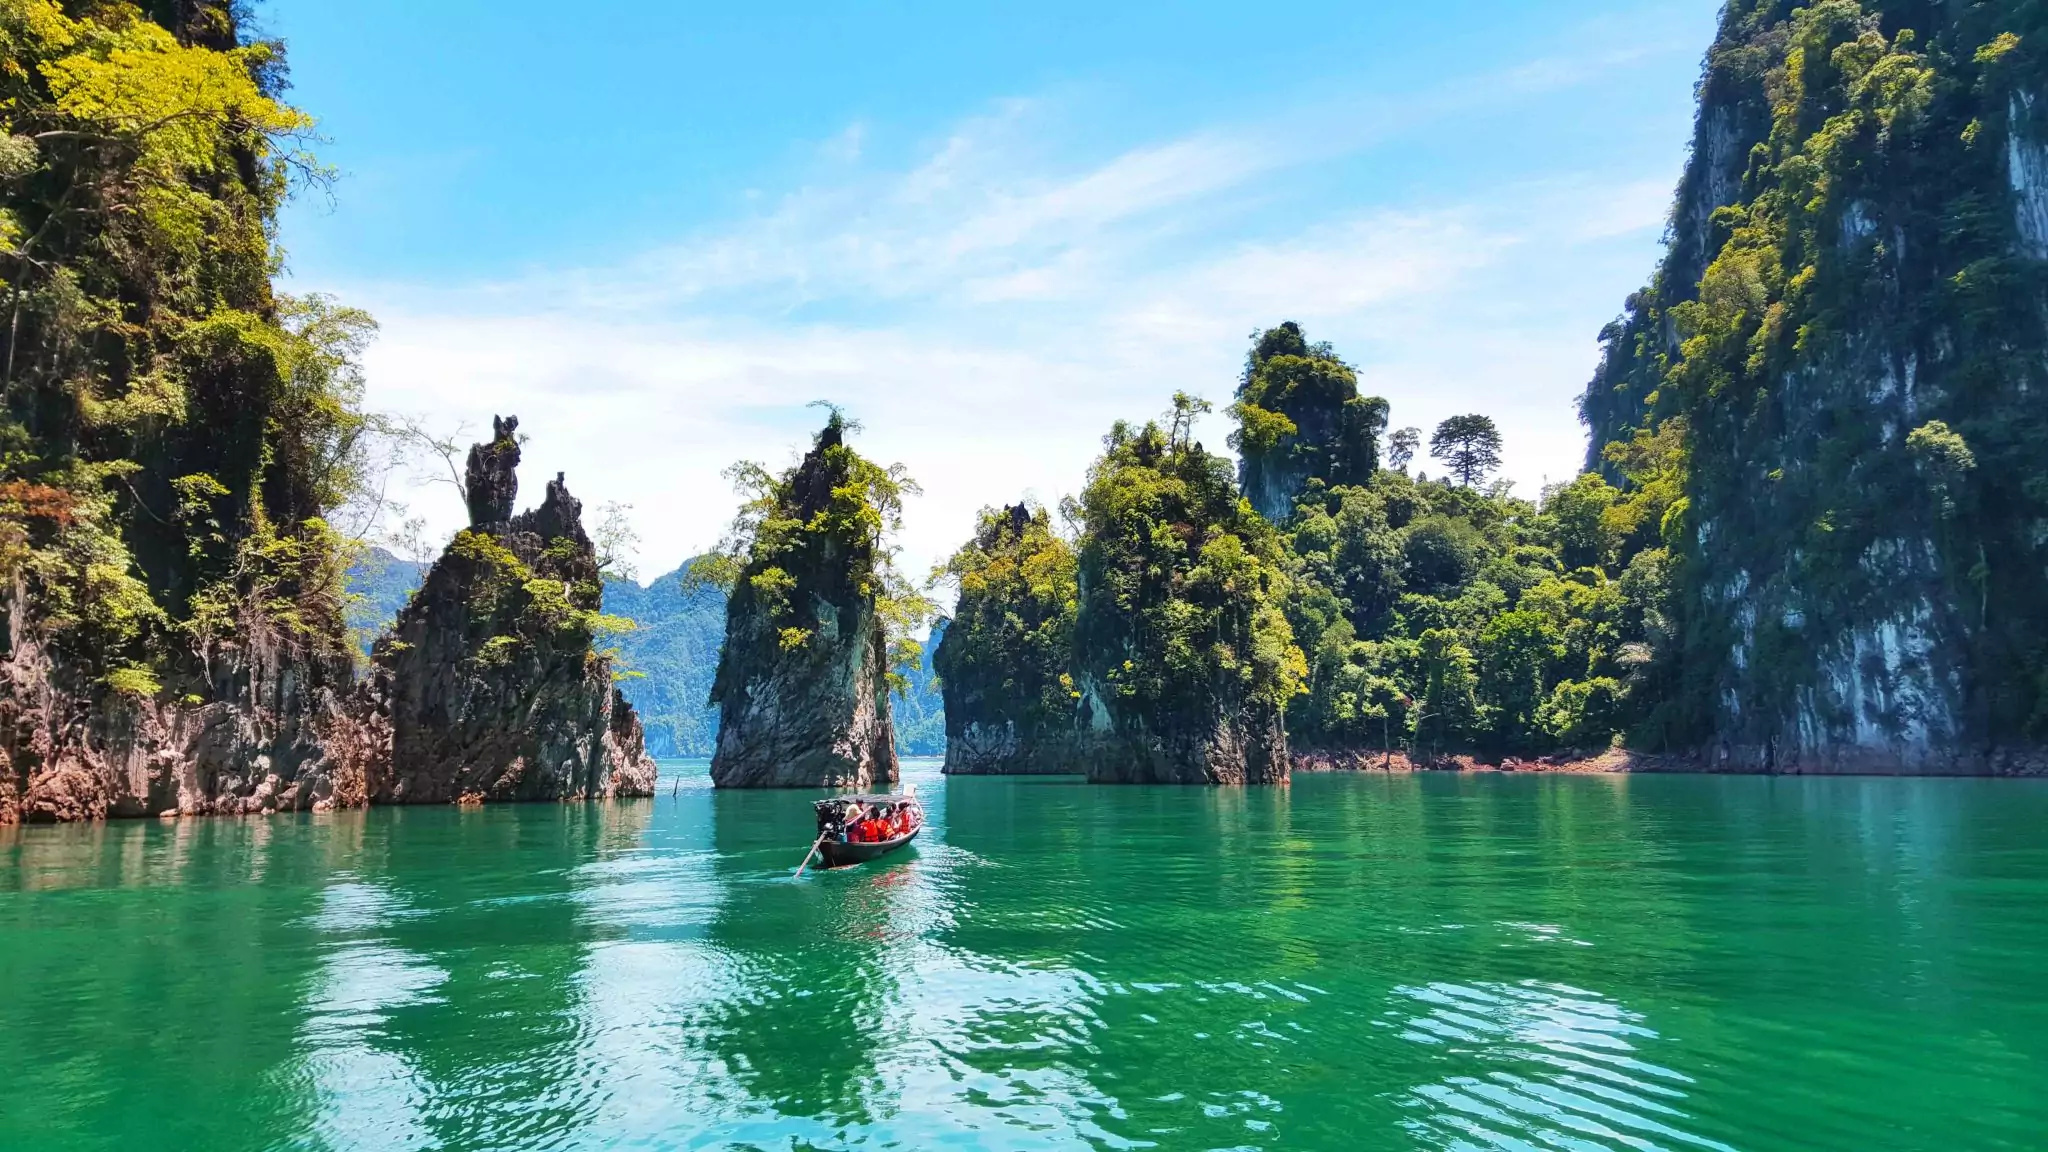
left=364, top=417, right=657, bottom=804
left=1579, top=3, right=2048, bottom=774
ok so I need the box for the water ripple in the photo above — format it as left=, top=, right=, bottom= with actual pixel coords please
left=1390, top=980, right=1733, bottom=1152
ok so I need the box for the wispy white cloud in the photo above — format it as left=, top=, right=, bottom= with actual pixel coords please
left=327, top=27, right=1694, bottom=584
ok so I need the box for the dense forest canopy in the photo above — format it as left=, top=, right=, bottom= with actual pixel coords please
left=1072, top=398, right=1303, bottom=763
left=1216, top=325, right=1668, bottom=758
left=0, top=0, right=373, bottom=702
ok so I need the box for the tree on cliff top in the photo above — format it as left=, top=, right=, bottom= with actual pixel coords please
left=1430, top=415, right=1503, bottom=488
left=695, top=408, right=934, bottom=691
left=1074, top=410, right=1305, bottom=729
left=0, top=1, right=375, bottom=701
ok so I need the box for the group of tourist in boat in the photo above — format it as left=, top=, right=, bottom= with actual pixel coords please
left=844, top=803, right=917, bottom=843
left=807, top=793, right=925, bottom=869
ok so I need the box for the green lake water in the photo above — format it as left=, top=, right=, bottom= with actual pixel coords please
left=2, top=761, right=2044, bottom=1151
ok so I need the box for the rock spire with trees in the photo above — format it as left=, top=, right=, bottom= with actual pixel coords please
left=931, top=502, right=1080, bottom=775
left=699, top=407, right=932, bottom=788
left=1072, top=395, right=1304, bottom=784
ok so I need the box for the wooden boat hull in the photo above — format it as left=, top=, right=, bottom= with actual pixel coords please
left=816, top=826, right=920, bottom=868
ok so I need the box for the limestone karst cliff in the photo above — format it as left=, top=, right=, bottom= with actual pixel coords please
left=1581, top=0, right=2048, bottom=773
left=707, top=414, right=907, bottom=788
left=933, top=503, right=1081, bottom=774
left=1073, top=408, right=1301, bottom=784
left=0, top=0, right=371, bottom=821
left=363, top=417, right=657, bottom=803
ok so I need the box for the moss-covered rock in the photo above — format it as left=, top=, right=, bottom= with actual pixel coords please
left=0, top=2, right=375, bottom=821
left=934, top=503, right=1081, bottom=774
left=1073, top=409, right=1303, bottom=784
left=1581, top=0, right=2048, bottom=771
left=1233, top=322, right=1388, bottom=524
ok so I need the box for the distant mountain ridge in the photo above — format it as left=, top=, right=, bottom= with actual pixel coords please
left=345, top=549, right=944, bottom=758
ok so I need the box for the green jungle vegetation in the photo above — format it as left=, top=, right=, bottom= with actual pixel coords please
left=45, top=0, right=2041, bottom=772
left=1232, top=321, right=1386, bottom=519
left=930, top=328, right=1672, bottom=761
left=931, top=503, right=1078, bottom=749
left=1071, top=395, right=1305, bottom=742
left=0, top=0, right=373, bottom=703
left=1274, top=424, right=1668, bottom=758
left=1239, top=323, right=1672, bottom=758
left=1581, top=0, right=2048, bottom=749
left=417, top=513, right=626, bottom=676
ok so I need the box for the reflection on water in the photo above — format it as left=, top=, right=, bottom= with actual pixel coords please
left=2, top=766, right=2046, bottom=1150
left=697, top=784, right=902, bottom=1131
left=288, top=801, right=652, bottom=1151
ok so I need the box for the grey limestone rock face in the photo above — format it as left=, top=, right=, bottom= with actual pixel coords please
left=1577, top=7, right=2048, bottom=773
left=464, top=415, right=521, bottom=528
left=1072, top=670, right=1288, bottom=786
left=940, top=721, right=1085, bottom=775
left=709, top=419, right=898, bottom=789
left=708, top=597, right=898, bottom=788
left=0, top=594, right=361, bottom=822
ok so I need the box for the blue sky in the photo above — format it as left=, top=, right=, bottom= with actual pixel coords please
left=264, top=0, right=1721, bottom=579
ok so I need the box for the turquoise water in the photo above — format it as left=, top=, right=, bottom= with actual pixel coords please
left=2, top=760, right=2045, bottom=1150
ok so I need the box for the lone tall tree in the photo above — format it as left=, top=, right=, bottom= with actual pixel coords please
left=1387, top=427, right=1421, bottom=472
left=1430, top=415, right=1503, bottom=487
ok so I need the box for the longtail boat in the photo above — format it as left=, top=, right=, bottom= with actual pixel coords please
left=804, top=793, right=924, bottom=870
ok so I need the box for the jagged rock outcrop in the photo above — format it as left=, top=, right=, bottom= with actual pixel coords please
left=465, top=415, right=522, bottom=526
left=1580, top=1, right=2048, bottom=772
left=1235, top=322, right=1388, bottom=524
left=1073, top=417, right=1300, bottom=785
left=709, top=416, right=899, bottom=788
left=363, top=418, right=657, bottom=803
left=934, top=503, right=1082, bottom=775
